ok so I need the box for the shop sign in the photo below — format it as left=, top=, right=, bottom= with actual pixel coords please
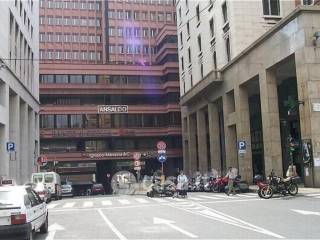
left=312, top=103, right=320, bottom=112
left=84, top=152, right=130, bottom=159
left=98, top=105, right=128, bottom=114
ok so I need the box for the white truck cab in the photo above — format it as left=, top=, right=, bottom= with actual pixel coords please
left=31, top=172, right=62, bottom=200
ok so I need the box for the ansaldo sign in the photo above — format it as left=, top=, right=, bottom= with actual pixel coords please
left=98, top=105, right=128, bottom=114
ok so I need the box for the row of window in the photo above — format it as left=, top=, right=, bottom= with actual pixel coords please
left=108, top=10, right=175, bottom=23
left=40, top=113, right=181, bottom=129
left=41, top=94, right=180, bottom=106
left=40, top=74, right=178, bottom=84
left=40, top=33, right=101, bottom=44
left=40, top=16, right=101, bottom=27
left=109, top=27, right=159, bottom=38
left=39, top=50, right=101, bottom=61
left=109, top=45, right=157, bottom=55
left=40, top=0, right=101, bottom=11
left=110, top=0, right=175, bottom=6
left=15, top=0, right=34, bottom=39
left=41, top=136, right=182, bottom=153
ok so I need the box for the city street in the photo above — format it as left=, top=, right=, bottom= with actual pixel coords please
left=35, top=192, right=320, bottom=240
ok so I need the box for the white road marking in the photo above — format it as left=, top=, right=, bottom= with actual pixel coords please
left=246, top=193, right=259, bottom=196
left=102, top=200, right=112, bottom=206
left=46, top=223, right=65, bottom=240
left=151, top=198, right=168, bottom=203
left=198, top=195, right=223, bottom=200
left=118, top=199, right=130, bottom=205
left=47, top=203, right=59, bottom=209
left=168, top=203, right=285, bottom=239
left=97, top=209, right=127, bottom=240
left=306, top=193, right=320, bottom=197
left=153, top=217, right=198, bottom=238
left=134, top=198, right=150, bottom=204
left=207, top=194, right=230, bottom=199
left=83, top=201, right=93, bottom=207
left=62, top=202, right=76, bottom=208
left=237, top=194, right=256, bottom=198
left=292, top=209, right=320, bottom=216
left=189, top=197, right=202, bottom=201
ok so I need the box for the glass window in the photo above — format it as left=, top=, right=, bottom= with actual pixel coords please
left=44, top=174, right=54, bottom=183
left=55, top=75, right=68, bottom=83
left=70, top=115, right=83, bottom=128
left=262, top=0, right=280, bottom=16
left=99, top=115, right=112, bottom=128
left=40, top=115, right=54, bottom=128
left=40, top=75, right=54, bottom=83
left=70, top=75, right=83, bottom=84
left=84, top=75, right=97, bottom=84
left=84, top=114, right=98, bottom=128
left=222, top=2, right=228, bottom=22
left=56, top=115, right=68, bottom=128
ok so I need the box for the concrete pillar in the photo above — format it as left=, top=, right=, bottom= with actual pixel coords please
left=295, top=48, right=320, bottom=187
left=223, top=95, right=238, bottom=173
left=20, top=102, right=29, bottom=184
left=9, top=94, right=20, bottom=182
left=234, top=85, right=253, bottom=183
left=259, top=69, right=283, bottom=177
left=182, top=115, right=190, bottom=174
left=0, top=83, right=9, bottom=180
left=197, top=109, right=208, bottom=172
left=208, top=102, right=221, bottom=173
left=28, top=109, right=35, bottom=175
left=188, top=114, right=197, bottom=172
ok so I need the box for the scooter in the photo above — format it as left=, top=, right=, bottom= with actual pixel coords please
left=147, top=180, right=175, bottom=197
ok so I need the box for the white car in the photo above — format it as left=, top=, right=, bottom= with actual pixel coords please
left=0, top=186, right=48, bottom=240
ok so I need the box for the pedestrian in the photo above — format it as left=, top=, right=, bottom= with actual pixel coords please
left=225, top=167, right=237, bottom=196
left=177, top=170, right=188, bottom=197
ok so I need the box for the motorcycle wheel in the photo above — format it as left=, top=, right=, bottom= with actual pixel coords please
left=257, top=189, right=263, bottom=198
left=288, top=183, right=298, bottom=196
left=260, top=186, right=273, bottom=199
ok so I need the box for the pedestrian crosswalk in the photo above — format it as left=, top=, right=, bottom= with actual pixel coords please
left=46, top=192, right=320, bottom=210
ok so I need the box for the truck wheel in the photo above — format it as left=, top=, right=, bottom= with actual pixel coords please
left=40, top=215, right=49, bottom=234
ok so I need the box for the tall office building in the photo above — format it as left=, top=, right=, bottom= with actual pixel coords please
left=177, top=0, right=320, bottom=186
left=0, top=0, right=40, bottom=184
left=39, top=0, right=182, bottom=188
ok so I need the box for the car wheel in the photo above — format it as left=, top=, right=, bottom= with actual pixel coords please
left=40, top=215, right=49, bottom=234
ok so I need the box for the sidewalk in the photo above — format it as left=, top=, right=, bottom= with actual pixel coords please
left=249, top=185, right=320, bottom=194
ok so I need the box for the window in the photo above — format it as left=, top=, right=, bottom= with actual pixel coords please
left=143, top=28, right=149, bottom=37
left=225, top=36, right=231, bottom=62
left=40, top=115, right=54, bottom=128
left=178, top=7, right=181, bottom=22
left=70, top=75, right=83, bottom=84
left=222, top=2, right=228, bottom=23
left=186, top=21, right=190, bottom=36
left=302, top=0, right=313, bottom=5
left=134, top=11, right=140, bottom=20
left=181, top=57, right=184, bottom=71
left=188, top=48, right=191, bottom=64
left=158, top=13, right=164, bottom=21
left=180, top=32, right=183, bottom=46
left=84, top=75, right=97, bottom=84
left=143, top=45, right=149, bottom=54
left=118, top=27, right=124, bottom=37
left=56, top=75, right=68, bottom=83
left=262, top=0, right=280, bottom=16
left=200, top=63, right=204, bottom=79
left=209, top=18, right=214, bottom=37
left=197, top=35, right=202, bottom=52
left=56, top=115, right=68, bottom=128
left=185, top=0, right=188, bottom=8
left=166, top=13, right=172, bottom=22
left=150, top=12, right=156, bottom=21
left=150, top=28, right=157, bottom=37
left=118, top=45, right=124, bottom=54
left=70, top=115, right=83, bottom=128
left=196, top=5, right=200, bottom=22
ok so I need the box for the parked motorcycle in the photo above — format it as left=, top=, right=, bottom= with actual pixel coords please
left=212, top=176, right=228, bottom=192
left=147, top=180, right=175, bottom=197
left=203, top=177, right=215, bottom=192
left=253, top=174, right=266, bottom=198
left=259, top=170, right=299, bottom=199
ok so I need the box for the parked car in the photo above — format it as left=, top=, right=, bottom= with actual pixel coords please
left=31, top=172, right=62, bottom=200
left=91, top=183, right=105, bottom=195
left=61, top=184, right=74, bottom=198
left=0, top=185, right=48, bottom=240
left=33, top=183, right=52, bottom=203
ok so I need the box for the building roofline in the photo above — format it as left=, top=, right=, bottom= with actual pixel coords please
left=220, top=6, right=320, bottom=72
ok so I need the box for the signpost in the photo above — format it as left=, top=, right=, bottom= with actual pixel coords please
left=157, top=141, right=167, bottom=174
left=238, top=141, right=246, bottom=154
left=133, top=152, right=141, bottom=181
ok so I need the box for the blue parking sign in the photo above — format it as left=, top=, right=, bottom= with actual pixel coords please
left=238, top=141, right=246, bottom=154
left=6, top=142, right=15, bottom=152
left=157, top=154, right=167, bottom=163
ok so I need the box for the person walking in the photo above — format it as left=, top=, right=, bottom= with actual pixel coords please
left=225, top=167, right=237, bottom=196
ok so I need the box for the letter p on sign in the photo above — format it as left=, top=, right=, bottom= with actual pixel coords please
left=238, top=141, right=246, bottom=154
left=6, top=142, right=15, bottom=152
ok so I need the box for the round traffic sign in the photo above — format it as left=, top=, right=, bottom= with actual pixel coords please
left=133, top=160, right=141, bottom=167
left=157, top=153, right=167, bottom=163
left=37, top=156, right=47, bottom=166
left=157, top=141, right=166, bottom=150
left=133, top=152, right=141, bottom=160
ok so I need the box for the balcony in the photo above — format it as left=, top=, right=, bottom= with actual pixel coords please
left=40, top=104, right=181, bottom=114
left=40, top=82, right=180, bottom=95
left=40, top=126, right=182, bottom=139
left=42, top=148, right=183, bottom=162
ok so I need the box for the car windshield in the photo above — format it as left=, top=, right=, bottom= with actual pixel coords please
left=33, top=174, right=43, bottom=183
left=44, top=174, right=54, bottom=183
left=0, top=190, right=22, bottom=206
left=62, top=185, right=71, bottom=189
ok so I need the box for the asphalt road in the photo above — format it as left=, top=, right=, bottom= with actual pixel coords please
left=34, top=191, right=320, bottom=240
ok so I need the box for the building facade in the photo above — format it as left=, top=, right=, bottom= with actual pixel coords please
left=178, top=1, right=320, bottom=187
left=0, top=0, right=40, bottom=184
left=39, top=0, right=182, bottom=188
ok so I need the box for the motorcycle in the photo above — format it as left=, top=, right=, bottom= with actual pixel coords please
left=147, top=179, right=175, bottom=197
left=253, top=174, right=266, bottom=198
left=259, top=170, right=299, bottom=199
left=212, top=176, right=228, bottom=192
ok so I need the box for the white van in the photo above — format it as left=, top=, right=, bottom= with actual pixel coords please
left=31, top=172, right=62, bottom=200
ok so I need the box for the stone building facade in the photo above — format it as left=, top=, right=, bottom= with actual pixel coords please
left=0, top=0, right=40, bottom=184
left=180, top=6, right=320, bottom=187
